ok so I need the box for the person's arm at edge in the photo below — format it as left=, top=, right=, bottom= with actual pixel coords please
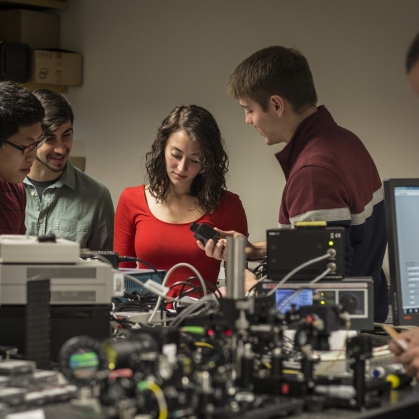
left=388, top=328, right=419, bottom=378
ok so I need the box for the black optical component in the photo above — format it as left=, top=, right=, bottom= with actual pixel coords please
left=103, top=332, right=159, bottom=372
left=58, top=335, right=108, bottom=386
left=190, top=222, right=219, bottom=246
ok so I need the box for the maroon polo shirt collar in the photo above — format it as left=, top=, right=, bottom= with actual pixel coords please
left=275, top=105, right=337, bottom=179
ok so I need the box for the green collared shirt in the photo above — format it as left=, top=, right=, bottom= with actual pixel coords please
left=23, top=161, right=114, bottom=251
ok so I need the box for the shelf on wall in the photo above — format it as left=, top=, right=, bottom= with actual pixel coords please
left=0, top=0, right=68, bottom=10
left=21, top=82, right=68, bottom=93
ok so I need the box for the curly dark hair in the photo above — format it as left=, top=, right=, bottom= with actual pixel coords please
left=146, top=104, right=228, bottom=214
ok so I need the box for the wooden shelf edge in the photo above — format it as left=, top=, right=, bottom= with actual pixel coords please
left=0, top=0, right=68, bottom=10
left=20, top=82, right=68, bottom=93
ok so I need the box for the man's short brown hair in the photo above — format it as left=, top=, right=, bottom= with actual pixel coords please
left=33, top=89, right=74, bottom=135
left=228, top=46, right=318, bottom=114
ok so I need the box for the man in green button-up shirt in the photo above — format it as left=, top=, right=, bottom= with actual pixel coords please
left=23, top=89, right=114, bottom=251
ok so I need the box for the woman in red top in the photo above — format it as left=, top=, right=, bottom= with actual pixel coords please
left=114, top=104, right=248, bottom=299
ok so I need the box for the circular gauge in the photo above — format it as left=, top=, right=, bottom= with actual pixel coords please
left=58, top=336, right=108, bottom=386
left=340, top=293, right=358, bottom=314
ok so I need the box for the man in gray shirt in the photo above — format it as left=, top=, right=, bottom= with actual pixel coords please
left=24, top=89, right=114, bottom=250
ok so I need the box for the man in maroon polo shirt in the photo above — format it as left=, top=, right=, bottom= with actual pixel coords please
left=0, top=82, right=45, bottom=235
left=199, top=46, right=388, bottom=322
left=389, top=31, right=419, bottom=378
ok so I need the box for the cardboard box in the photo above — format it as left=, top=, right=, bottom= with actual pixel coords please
left=31, top=50, right=82, bottom=86
left=0, top=9, right=59, bottom=50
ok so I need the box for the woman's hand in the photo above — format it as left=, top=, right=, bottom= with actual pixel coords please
left=197, top=227, right=260, bottom=260
left=197, top=228, right=247, bottom=261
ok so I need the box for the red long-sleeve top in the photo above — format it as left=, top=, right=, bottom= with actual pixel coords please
left=114, top=185, right=248, bottom=298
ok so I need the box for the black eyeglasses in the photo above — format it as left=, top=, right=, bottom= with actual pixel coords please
left=0, top=136, right=47, bottom=155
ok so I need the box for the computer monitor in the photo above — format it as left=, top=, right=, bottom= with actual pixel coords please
left=385, top=178, right=419, bottom=325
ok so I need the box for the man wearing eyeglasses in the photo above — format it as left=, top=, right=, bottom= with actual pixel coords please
left=0, top=82, right=45, bottom=235
left=23, top=89, right=114, bottom=251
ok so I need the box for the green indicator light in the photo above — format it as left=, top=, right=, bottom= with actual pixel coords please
left=328, top=241, right=334, bottom=246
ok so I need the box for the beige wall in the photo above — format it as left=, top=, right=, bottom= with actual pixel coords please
left=60, top=0, right=419, bottom=246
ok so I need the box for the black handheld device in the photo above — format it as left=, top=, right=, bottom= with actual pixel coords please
left=190, top=222, right=219, bottom=245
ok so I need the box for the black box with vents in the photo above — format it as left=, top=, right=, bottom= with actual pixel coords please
left=0, top=41, right=31, bottom=82
left=267, top=226, right=345, bottom=281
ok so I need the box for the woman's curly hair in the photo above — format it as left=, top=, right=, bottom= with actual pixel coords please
left=146, top=104, right=228, bottom=214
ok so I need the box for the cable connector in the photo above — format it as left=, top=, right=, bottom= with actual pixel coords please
left=142, top=280, right=169, bottom=298
left=118, top=256, right=138, bottom=263
left=327, top=248, right=337, bottom=258
left=80, top=250, right=120, bottom=268
left=112, top=271, right=125, bottom=297
left=80, top=251, right=140, bottom=269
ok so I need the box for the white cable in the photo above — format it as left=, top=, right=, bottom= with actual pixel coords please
left=267, top=251, right=332, bottom=296
left=123, top=273, right=194, bottom=326
left=309, top=266, right=333, bottom=284
left=149, top=295, right=218, bottom=327
left=123, top=274, right=173, bottom=301
left=147, top=262, right=208, bottom=324
left=163, top=263, right=208, bottom=296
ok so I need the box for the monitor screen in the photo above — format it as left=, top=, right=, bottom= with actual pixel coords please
left=385, top=179, right=419, bottom=325
left=275, top=288, right=313, bottom=314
